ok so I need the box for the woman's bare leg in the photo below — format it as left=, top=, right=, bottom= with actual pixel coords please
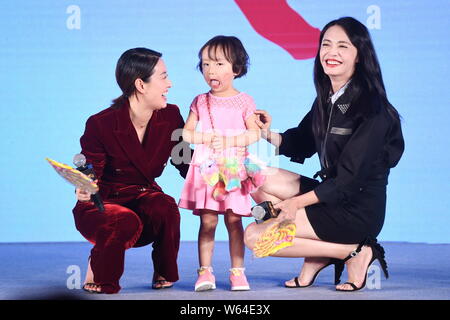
left=84, top=258, right=93, bottom=285
left=83, top=257, right=102, bottom=293
left=335, top=245, right=373, bottom=291
left=244, top=210, right=340, bottom=284
left=248, top=166, right=364, bottom=287
left=251, top=167, right=301, bottom=204
left=284, top=257, right=333, bottom=286
left=277, top=238, right=377, bottom=291
left=245, top=220, right=354, bottom=259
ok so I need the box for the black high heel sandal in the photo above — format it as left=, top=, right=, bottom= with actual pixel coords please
left=285, top=258, right=345, bottom=288
left=336, top=238, right=389, bottom=292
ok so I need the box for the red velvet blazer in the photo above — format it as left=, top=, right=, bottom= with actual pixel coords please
left=73, top=100, right=189, bottom=205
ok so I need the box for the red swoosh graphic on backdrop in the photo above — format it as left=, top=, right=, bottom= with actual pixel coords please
left=234, top=0, right=320, bottom=60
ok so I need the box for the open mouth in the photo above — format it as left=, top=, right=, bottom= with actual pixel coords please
left=325, top=59, right=342, bottom=67
left=210, top=79, right=220, bottom=88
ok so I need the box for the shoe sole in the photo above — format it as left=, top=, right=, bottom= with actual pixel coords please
left=231, top=286, right=250, bottom=291
left=195, top=282, right=216, bottom=292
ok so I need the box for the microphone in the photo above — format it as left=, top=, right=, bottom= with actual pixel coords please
left=73, top=153, right=105, bottom=212
left=251, top=201, right=280, bottom=224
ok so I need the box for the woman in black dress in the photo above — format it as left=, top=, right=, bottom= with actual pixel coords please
left=244, top=17, right=404, bottom=291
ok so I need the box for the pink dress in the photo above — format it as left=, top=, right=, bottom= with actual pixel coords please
left=178, top=92, right=256, bottom=216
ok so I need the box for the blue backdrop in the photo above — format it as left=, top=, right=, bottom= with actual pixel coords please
left=0, top=0, right=448, bottom=243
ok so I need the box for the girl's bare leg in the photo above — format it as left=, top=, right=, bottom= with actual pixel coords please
left=224, top=210, right=245, bottom=268
left=198, top=210, right=219, bottom=268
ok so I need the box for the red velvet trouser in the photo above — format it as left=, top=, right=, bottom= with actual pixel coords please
left=72, top=191, right=180, bottom=294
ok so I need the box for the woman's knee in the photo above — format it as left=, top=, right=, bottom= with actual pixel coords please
left=243, top=222, right=259, bottom=250
left=94, top=210, right=142, bottom=248
left=141, top=193, right=180, bottom=221
left=116, top=211, right=142, bottom=239
left=253, top=166, right=301, bottom=201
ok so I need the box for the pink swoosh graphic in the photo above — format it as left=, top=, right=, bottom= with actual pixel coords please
left=235, top=0, right=320, bottom=60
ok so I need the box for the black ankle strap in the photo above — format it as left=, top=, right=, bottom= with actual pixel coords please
left=343, top=239, right=367, bottom=262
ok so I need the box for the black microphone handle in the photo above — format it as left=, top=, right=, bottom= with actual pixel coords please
left=91, top=193, right=105, bottom=212
left=75, top=162, right=105, bottom=213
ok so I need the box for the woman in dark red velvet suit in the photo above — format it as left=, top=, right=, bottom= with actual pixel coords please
left=74, top=48, right=190, bottom=294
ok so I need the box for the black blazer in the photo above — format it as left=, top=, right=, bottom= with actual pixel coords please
left=279, top=92, right=404, bottom=207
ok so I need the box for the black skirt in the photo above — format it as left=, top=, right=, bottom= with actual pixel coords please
left=300, top=176, right=387, bottom=244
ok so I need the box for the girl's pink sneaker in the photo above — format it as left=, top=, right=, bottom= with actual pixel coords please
left=229, top=268, right=250, bottom=291
left=194, top=267, right=216, bottom=292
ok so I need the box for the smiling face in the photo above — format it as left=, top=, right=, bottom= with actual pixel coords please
left=142, top=58, right=172, bottom=110
left=320, top=25, right=358, bottom=88
left=200, top=46, right=239, bottom=97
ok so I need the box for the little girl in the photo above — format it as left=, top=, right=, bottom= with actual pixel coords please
left=179, top=35, right=262, bottom=291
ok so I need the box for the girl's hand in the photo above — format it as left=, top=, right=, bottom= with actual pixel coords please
left=273, top=198, right=299, bottom=221
left=236, top=146, right=247, bottom=158
left=202, top=132, right=214, bottom=146
left=211, top=135, right=227, bottom=153
left=254, top=110, right=272, bottom=131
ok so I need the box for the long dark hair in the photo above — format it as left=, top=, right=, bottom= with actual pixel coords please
left=312, top=17, right=400, bottom=140
left=111, top=47, right=162, bottom=108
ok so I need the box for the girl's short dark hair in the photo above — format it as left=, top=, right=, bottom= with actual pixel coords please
left=111, top=47, right=162, bottom=108
left=197, top=35, right=249, bottom=78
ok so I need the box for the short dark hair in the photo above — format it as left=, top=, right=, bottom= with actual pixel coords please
left=111, top=47, right=162, bottom=108
left=197, top=35, right=249, bottom=78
